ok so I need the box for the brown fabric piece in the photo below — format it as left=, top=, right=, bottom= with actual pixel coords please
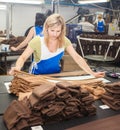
left=64, top=107, right=81, bottom=117
left=102, top=93, right=120, bottom=101
left=56, top=87, right=70, bottom=99
left=29, top=89, right=56, bottom=109
left=55, top=82, right=81, bottom=98
left=29, top=94, right=39, bottom=107
left=113, top=100, right=120, bottom=106
left=105, top=88, right=120, bottom=94
left=15, top=119, right=29, bottom=130
left=45, top=70, right=87, bottom=77
left=80, top=88, right=90, bottom=97
left=92, top=87, right=106, bottom=96
left=41, top=102, right=66, bottom=116
left=67, top=114, right=120, bottom=130
left=104, top=81, right=120, bottom=90
left=38, top=90, right=56, bottom=101
left=56, top=81, right=72, bottom=89
left=32, top=100, right=55, bottom=112
left=68, top=87, right=80, bottom=97
left=102, top=93, right=115, bottom=101
left=101, top=99, right=120, bottom=110
left=28, top=114, right=43, bottom=126
left=85, top=105, right=96, bottom=113
left=3, top=100, right=31, bottom=130
left=101, top=81, right=120, bottom=110
left=44, top=112, right=65, bottom=123
left=32, top=84, right=56, bottom=99
left=64, top=106, right=79, bottom=115
left=65, top=97, right=80, bottom=107
left=80, top=81, right=105, bottom=100
left=81, top=95, right=94, bottom=102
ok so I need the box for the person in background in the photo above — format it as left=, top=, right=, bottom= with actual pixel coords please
left=10, top=13, right=46, bottom=51
left=9, top=13, right=105, bottom=78
left=78, top=17, right=95, bottom=32
left=94, top=14, right=106, bottom=33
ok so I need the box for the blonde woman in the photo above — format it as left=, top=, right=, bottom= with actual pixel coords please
left=9, top=14, right=105, bottom=78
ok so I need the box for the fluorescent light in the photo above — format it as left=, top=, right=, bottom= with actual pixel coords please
left=78, top=0, right=109, bottom=4
left=0, top=0, right=44, bottom=5
left=0, top=4, right=6, bottom=10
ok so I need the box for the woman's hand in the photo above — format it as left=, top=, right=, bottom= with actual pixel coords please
left=8, top=66, right=20, bottom=75
left=93, top=71, right=105, bottom=78
left=10, top=46, right=18, bottom=51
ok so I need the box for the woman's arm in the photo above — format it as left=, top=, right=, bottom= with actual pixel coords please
left=66, top=44, right=105, bottom=78
left=10, top=27, right=34, bottom=51
left=102, top=19, right=106, bottom=25
left=9, top=46, right=34, bottom=75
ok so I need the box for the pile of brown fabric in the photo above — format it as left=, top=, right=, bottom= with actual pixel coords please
left=3, top=81, right=96, bottom=130
left=3, top=100, right=43, bottom=130
left=0, top=36, right=25, bottom=49
left=9, top=71, right=105, bottom=100
left=9, top=73, right=53, bottom=96
left=101, top=81, right=120, bottom=110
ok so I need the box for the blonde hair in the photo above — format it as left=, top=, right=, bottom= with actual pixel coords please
left=43, top=13, right=66, bottom=48
left=98, top=14, right=102, bottom=19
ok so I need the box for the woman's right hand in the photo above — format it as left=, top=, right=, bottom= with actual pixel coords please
left=10, top=46, right=18, bottom=51
left=8, top=67, right=20, bottom=75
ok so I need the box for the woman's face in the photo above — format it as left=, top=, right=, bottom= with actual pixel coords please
left=47, top=24, right=62, bottom=40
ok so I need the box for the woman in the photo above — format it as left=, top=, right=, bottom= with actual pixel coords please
left=9, top=14, right=105, bottom=78
left=94, top=14, right=105, bottom=33
left=10, top=13, right=46, bottom=51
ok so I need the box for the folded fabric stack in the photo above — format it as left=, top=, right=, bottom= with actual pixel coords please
left=9, top=74, right=52, bottom=96
left=3, top=81, right=96, bottom=130
left=9, top=72, right=105, bottom=100
left=81, top=81, right=105, bottom=100
left=3, top=100, right=43, bottom=130
left=101, top=81, right=120, bottom=110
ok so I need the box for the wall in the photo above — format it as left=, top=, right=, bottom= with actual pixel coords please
left=0, top=3, right=105, bottom=37
left=0, top=10, right=6, bottom=31
left=10, top=4, right=45, bottom=36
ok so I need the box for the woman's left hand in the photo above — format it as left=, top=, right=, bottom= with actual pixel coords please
left=93, top=71, right=105, bottom=78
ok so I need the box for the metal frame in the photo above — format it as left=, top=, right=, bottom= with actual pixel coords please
left=77, top=35, right=120, bottom=62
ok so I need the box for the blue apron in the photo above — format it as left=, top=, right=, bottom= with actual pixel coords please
left=35, top=26, right=43, bottom=36
left=29, top=38, right=64, bottom=75
left=97, top=21, right=104, bottom=32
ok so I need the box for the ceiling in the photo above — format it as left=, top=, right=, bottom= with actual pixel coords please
left=44, top=0, right=119, bottom=8
left=0, top=0, right=119, bottom=12
left=0, top=0, right=44, bottom=5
